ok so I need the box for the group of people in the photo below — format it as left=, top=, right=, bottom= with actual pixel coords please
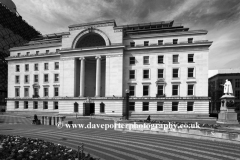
left=0, top=135, right=95, bottom=160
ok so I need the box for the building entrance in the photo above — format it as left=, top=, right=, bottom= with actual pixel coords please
left=83, top=103, right=95, bottom=116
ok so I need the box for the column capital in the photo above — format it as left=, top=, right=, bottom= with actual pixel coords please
left=95, top=56, right=101, bottom=60
left=79, top=57, right=85, bottom=60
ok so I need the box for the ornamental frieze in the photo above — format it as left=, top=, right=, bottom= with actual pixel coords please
left=69, top=23, right=114, bottom=31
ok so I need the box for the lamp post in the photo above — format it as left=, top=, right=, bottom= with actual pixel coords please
left=125, top=89, right=130, bottom=120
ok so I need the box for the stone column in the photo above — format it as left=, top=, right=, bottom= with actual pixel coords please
left=95, top=56, right=101, bottom=97
left=79, top=57, right=85, bottom=97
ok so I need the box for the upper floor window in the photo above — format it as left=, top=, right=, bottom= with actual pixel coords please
left=15, top=88, right=20, bottom=97
left=157, top=85, right=164, bottom=96
left=236, top=90, right=240, bottom=99
left=26, top=52, right=30, bottom=56
left=54, top=102, right=59, bottom=109
left=34, top=75, right=38, bottom=83
left=44, top=74, right=48, bottom=83
left=54, top=87, right=59, bottom=96
left=173, top=39, right=178, bottom=44
left=129, top=70, right=135, bottom=79
left=143, top=85, right=149, bottom=96
left=34, top=64, right=38, bottom=71
left=188, top=84, right=194, bottom=95
left=16, top=65, right=20, bottom=72
left=25, top=64, right=29, bottom=72
left=188, top=68, right=195, bottom=78
left=36, top=51, right=39, bottom=55
left=129, top=57, right=135, bottom=65
left=44, top=88, right=49, bottom=97
left=172, top=68, right=179, bottom=78
left=172, top=102, right=178, bottom=111
left=235, top=79, right=240, bottom=88
left=158, top=55, right=164, bottom=64
left=17, top=53, right=21, bottom=57
left=172, top=85, right=179, bottom=96
left=143, top=69, right=150, bottom=79
left=129, top=102, right=135, bottom=111
left=129, top=86, right=135, bottom=96
left=24, top=75, right=29, bottom=83
left=46, top=50, right=49, bottom=54
left=143, top=56, right=149, bottom=65
left=24, top=88, right=29, bottom=97
left=188, top=38, right=193, bottom=43
left=188, top=54, right=194, bottom=63
left=34, top=88, right=39, bottom=96
left=44, top=63, right=49, bottom=70
left=43, top=101, right=48, bottom=109
left=54, top=74, right=59, bottom=82
left=142, top=102, right=149, bottom=111
left=187, top=102, right=194, bottom=111
left=158, top=40, right=163, bottom=45
left=55, top=62, right=59, bottom=70
left=130, top=42, right=135, bottom=47
left=15, top=76, right=20, bottom=84
left=144, top=41, right=149, bottom=46
left=173, top=55, right=179, bottom=63
left=158, top=69, right=164, bottom=78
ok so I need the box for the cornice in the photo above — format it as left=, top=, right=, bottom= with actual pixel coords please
left=9, top=43, right=62, bottom=51
left=6, top=53, right=60, bottom=61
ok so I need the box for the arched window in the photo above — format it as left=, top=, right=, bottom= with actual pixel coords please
left=75, top=33, right=106, bottom=48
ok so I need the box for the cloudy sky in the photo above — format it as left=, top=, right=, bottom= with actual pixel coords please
left=12, top=0, right=240, bottom=70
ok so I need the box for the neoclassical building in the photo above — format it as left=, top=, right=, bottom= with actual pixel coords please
left=6, top=19, right=212, bottom=118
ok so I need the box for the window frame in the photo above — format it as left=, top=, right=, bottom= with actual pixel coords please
left=173, top=55, right=179, bottom=63
left=24, top=101, right=28, bottom=109
left=44, top=63, right=49, bottom=70
left=34, top=63, right=38, bottom=71
left=157, top=102, right=164, bottom=111
left=24, top=75, right=29, bottom=84
left=158, top=40, right=163, bottom=45
left=129, top=57, right=135, bottom=65
left=44, top=74, right=49, bottom=83
left=24, top=88, right=29, bottom=97
left=129, top=70, right=136, bottom=80
left=157, top=69, right=164, bottom=78
left=43, top=101, right=48, bottom=109
left=129, top=102, right=135, bottom=111
left=142, top=102, right=149, bottom=111
left=187, top=102, right=194, bottom=111
left=172, top=68, right=179, bottom=78
left=143, top=56, right=149, bottom=65
left=188, top=54, right=194, bottom=63
left=34, top=101, right=38, bottom=109
left=15, top=88, right=20, bottom=97
left=54, top=87, right=59, bottom=97
left=44, top=87, right=49, bottom=97
left=54, top=74, right=59, bottom=83
left=34, top=74, right=39, bottom=83
left=172, top=84, right=179, bottom=96
left=129, top=85, right=135, bottom=96
left=143, top=85, right=149, bottom=96
left=144, top=41, right=149, bottom=46
left=173, top=39, right=178, bottom=44
left=15, top=101, right=19, bottom=109
left=158, top=55, right=164, bottom=64
left=25, top=64, right=29, bottom=72
left=54, top=101, right=59, bottom=110
left=16, top=65, right=20, bottom=72
left=157, top=85, right=164, bottom=96
left=188, top=68, right=195, bottom=78
left=143, top=69, right=150, bottom=79
left=172, top=102, right=179, bottom=111
left=55, top=62, right=59, bottom=70
left=15, top=75, right=20, bottom=84
left=187, top=84, right=194, bottom=96
left=130, top=42, right=135, bottom=47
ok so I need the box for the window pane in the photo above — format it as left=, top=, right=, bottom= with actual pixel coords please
left=188, top=38, right=193, bottom=43
left=157, top=102, right=163, bottom=111
left=129, top=70, right=135, bottom=79
left=158, top=40, right=163, bottom=45
left=55, top=62, right=59, bottom=69
left=143, top=56, right=149, bottom=64
left=188, top=54, right=194, bottom=62
left=144, top=41, right=149, bottom=46
left=129, top=102, right=135, bottom=111
left=54, top=102, right=59, bottom=109
left=143, top=86, right=149, bottom=96
left=130, top=42, right=135, bottom=47
left=188, top=85, right=194, bottom=95
left=172, top=102, right=178, bottom=111
left=173, top=69, right=179, bottom=78
left=172, top=85, right=178, bottom=95
left=157, top=85, right=164, bottom=95
left=55, top=88, right=59, bottom=96
left=143, top=70, right=149, bottom=79
left=173, top=39, right=178, bottom=44
left=129, top=86, right=135, bottom=96
left=173, top=55, right=178, bottom=63
left=55, top=74, right=59, bottom=82
left=187, top=102, right=194, bottom=111
left=158, top=69, right=164, bottom=78
left=188, top=68, right=194, bottom=77
left=142, top=102, right=149, bottom=111
left=130, top=57, right=135, bottom=65
left=158, top=56, right=164, bottom=63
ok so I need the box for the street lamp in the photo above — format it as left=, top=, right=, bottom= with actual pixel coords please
left=125, top=89, right=130, bottom=120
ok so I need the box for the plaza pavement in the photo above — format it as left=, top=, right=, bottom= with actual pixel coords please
left=1, top=115, right=240, bottom=160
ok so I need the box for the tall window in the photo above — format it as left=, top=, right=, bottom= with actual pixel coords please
left=54, top=102, right=59, bottom=109
left=158, top=40, right=163, bottom=45
left=129, top=57, right=135, bottom=65
left=157, top=85, right=164, bottom=96
left=54, top=87, right=59, bottom=96
left=188, top=68, right=194, bottom=78
left=142, top=102, right=149, bottom=111
left=44, top=63, right=49, bottom=70
left=34, top=88, right=39, bottom=96
left=36, top=51, right=39, bottom=55
left=188, top=84, right=194, bottom=95
left=144, top=41, right=149, bottom=46
left=235, top=90, right=240, bottom=99
left=158, top=55, right=164, bottom=64
left=15, top=88, right=20, bottom=97
left=173, top=55, right=179, bottom=63
left=24, top=75, right=29, bottom=83
left=157, top=102, right=163, bottom=111
left=158, top=69, right=164, bottom=78
left=44, top=88, right=49, bottom=97
left=188, top=38, right=193, bottom=43
left=143, top=56, right=149, bottom=65
left=34, top=101, right=38, bottom=109
left=235, top=79, right=240, bottom=88
left=15, top=76, right=20, bottom=84
left=172, top=68, right=179, bottom=78
left=44, top=74, right=48, bottom=83
left=34, top=75, right=38, bottom=83
left=100, top=103, right=105, bottom=113
left=130, top=42, right=135, bottom=47
left=129, top=102, right=135, bottom=111
left=24, top=101, right=28, bottom=109
left=129, top=86, right=135, bottom=96
left=55, top=62, right=59, bottom=70
left=187, top=102, right=194, bottom=111
left=46, top=50, right=49, bottom=54
left=143, top=85, right=149, bottom=96
left=129, top=70, right=135, bottom=79
left=173, top=39, right=178, bottom=44
left=172, top=85, right=179, bottom=96
left=172, top=102, right=178, bottom=111
left=24, top=88, right=29, bottom=97
left=15, top=101, right=19, bottom=109
left=16, top=65, right=20, bottom=72
left=34, top=64, right=38, bottom=71
left=143, top=69, right=150, bottom=79
left=188, top=54, right=194, bottom=62
left=43, top=101, right=48, bottom=109
left=54, top=74, right=59, bottom=82
left=25, top=64, right=29, bottom=71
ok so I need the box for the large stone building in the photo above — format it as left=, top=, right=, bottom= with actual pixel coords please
left=6, top=20, right=212, bottom=118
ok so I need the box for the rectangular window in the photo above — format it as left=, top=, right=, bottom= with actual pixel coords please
left=188, top=54, right=194, bottom=62
left=56, top=49, right=60, bottom=53
left=188, top=68, right=194, bottom=78
left=235, top=90, right=240, bottom=99
left=129, top=86, right=135, bottom=96
left=26, top=52, right=30, bottom=56
left=157, top=102, right=163, bottom=111
left=15, top=76, right=20, bottom=84
left=34, top=64, right=38, bottom=71
left=173, top=39, right=178, bottom=44
left=43, top=101, right=48, bottom=109
left=34, top=75, right=38, bottom=83
left=36, top=51, right=39, bottom=55
left=129, top=70, right=135, bottom=79
left=44, top=63, right=49, bottom=70
left=144, top=41, right=149, bottom=46
left=158, top=69, right=164, bottom=78
left=54, top=102, right=58, bottom=109
left=24, top=88, right=29, bottom=97
left=44, top=74, right=48, bottom=83
left=158, top=55, right=164, bottom=64
left=34, top=101, right=38, bottom=109
left=54, top=74, right=59, bottom=82
left=188, top=38, right=193, bottom=43
left=54, top=87, right=59, bottom=96
left=44, top=88, right=49, bottom=97
left=129, top=102, right=135, bottom=111
left=15, top=88, right=20, bottom=97
left=17, top=53, right=21, bottom=56
left=130, top=42, right=135, bottom=47
left=16, top=65, right=20, bottom=72
left=24, top=101, right=28, bottom=109
left=143, top=85, right=149, bottom=96
left=172, top=68, right=179, bottom=78
left=173, top=55, right=179, bottom=63
left=129, top=57, right=135, bottom=65
left=55, top=62, right=59, bottom=70
left=188, top=84, right=194, bottom=95
left=15, top=101, right=19, bottom=109
left=158, top=40, right=163, bottom=45
left=143, top=56, right=149, bottom=65
left=187, top=102, right=194, bottom=111
left=46, top=50, right=49, bottom=54
left=172, top=85, right=179, bottom=96
left=235, top=79, right=240, bottom=88
left=24, top=75, right=29, bottom=83
left=157, top=85, right=164, bottom=96
left=172, top=102, right=178, bottom=111
left=100, top=103, right=105, bottom=113
left=143, top=69, right=150, bottom=79
left=25, top=64, right=29, bottom=71
left=142, top=102, right=149, bottom=111
left=34, top=88, right=39, bottom=96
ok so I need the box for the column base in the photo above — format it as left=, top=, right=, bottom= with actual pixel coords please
left=217, top=111, right=239, bottom=124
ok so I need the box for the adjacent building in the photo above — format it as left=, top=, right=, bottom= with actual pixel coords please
left=6, top=19, right=212, bottom=118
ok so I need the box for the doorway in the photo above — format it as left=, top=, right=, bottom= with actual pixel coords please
left=83, top=103, right=95, bottom=116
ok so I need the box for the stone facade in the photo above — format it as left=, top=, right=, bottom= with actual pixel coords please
left=6, top=20, right=212, bottom=118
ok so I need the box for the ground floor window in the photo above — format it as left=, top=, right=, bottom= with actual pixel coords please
left=172, top=102, right=178, bottom=111
left=54, top=102, right=58, bottom=110
left=142, top=102, right=149, bottom=111
left=34, top=101, right=38, bottom=109
left=24, top=101, right=28, bottom=109
left=15, top=101, right=19, bottom=109
left=129, top=102, right=135, bottom=111
left=43, top=101, right=48, bottom=109
left=157, top=102, right=163, bottom=111
left=100, top=102, right=105, bottom=113
left=187, top=102, right=194, bottom=111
